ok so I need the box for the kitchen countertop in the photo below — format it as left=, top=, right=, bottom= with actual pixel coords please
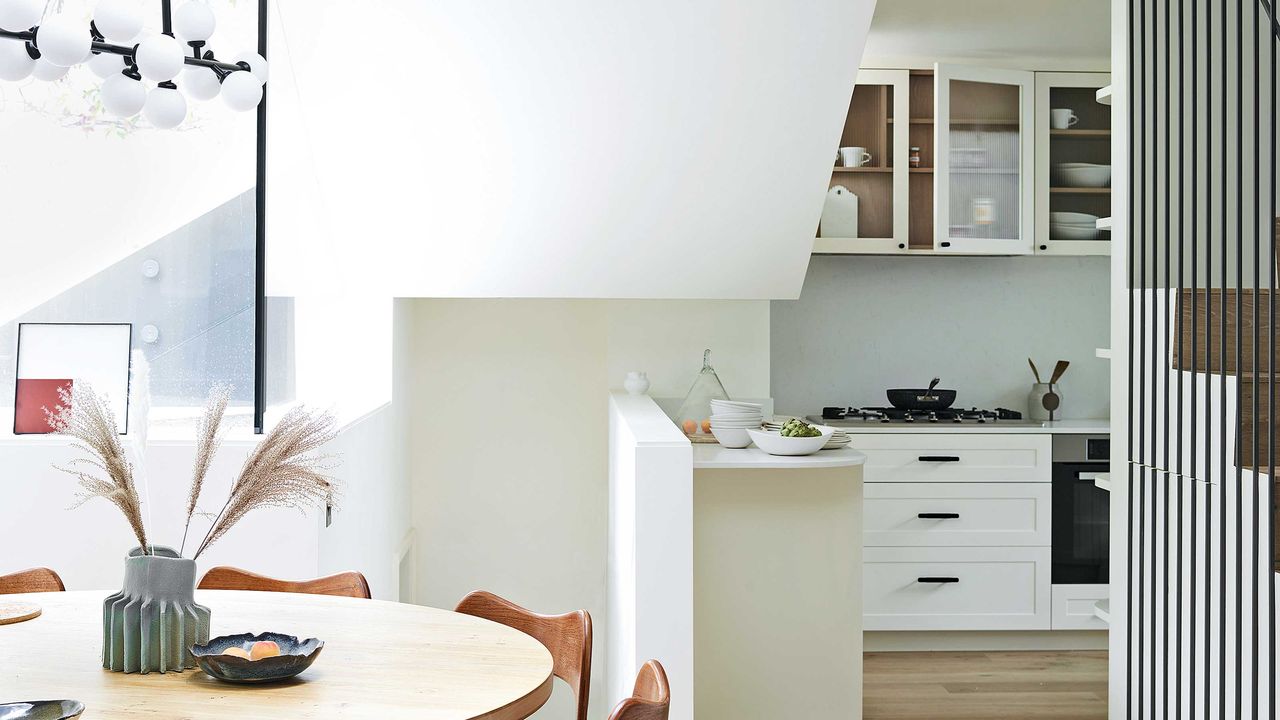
left=692, top=444, right=867, bottom=470
left=797, top=417, right=1110, bottom=435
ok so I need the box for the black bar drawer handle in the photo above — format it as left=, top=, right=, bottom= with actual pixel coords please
left=917, top=576, right=960, bottom=584
left=917, top=512, right=960, bottom=519
left=918, top=455, right=960, bottom=462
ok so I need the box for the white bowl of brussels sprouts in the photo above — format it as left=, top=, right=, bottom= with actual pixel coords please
left=747, top=420, right=833, bottom=456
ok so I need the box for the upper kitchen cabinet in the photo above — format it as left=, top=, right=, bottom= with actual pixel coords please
left=933, top=64, right=1035, bottom=254
left=814, top=69, right=910, bottom=254
left=1034, top=72, right=1113, bottom=256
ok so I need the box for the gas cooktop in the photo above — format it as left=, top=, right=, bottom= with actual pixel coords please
left=810, top=406, right=1026, bottom=425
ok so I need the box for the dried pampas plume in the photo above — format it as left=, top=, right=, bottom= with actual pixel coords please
left=46, top=383, right=149, bottom=552
left=179, top=384, right=231, bottom=556
left=192, top=405, right=340, bottom=560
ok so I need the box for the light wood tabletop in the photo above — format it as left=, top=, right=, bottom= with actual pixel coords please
left=0, top=590, right=555, bottom=719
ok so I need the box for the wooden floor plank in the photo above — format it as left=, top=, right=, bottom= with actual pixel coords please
left=865, top=650, right=1108, bottom=720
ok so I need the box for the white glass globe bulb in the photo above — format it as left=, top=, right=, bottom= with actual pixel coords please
left=36, top=14, right=91, bottom=67
left=173, top=2, right=215, bottom=43
left=31, top=57, right=68, bottom=81
left=144, top=85, right=186, bottom=128
left=101, top=72, right=146, bottom=116
left=231, top=50, right=267, bottom=85
left=135, top=33, right=183, bottom=81
left=220, top=69, right=261, bottom=111
left=0, top=0, right=41, bottom=32
left=88, top=51, right=124, bottom=79
left=0, top=38, right=34, bottom=80
left=93, top=0, right=143, bottom=43
left=180, top=64, right=219, bottom=101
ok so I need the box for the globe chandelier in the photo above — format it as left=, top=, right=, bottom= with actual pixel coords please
left=0, top=0, right=266, bottom=128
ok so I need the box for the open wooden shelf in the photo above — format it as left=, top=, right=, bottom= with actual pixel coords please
left=1051, top=129, right=1111, bottom=137
left=910, top=167, right=934, bottom=173
left=832, top=166, right=892, bottom=173
left=1051, top=187, right=1111, bottom=194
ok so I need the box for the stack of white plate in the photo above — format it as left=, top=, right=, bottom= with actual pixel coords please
left=1049, top=211, right=1101, bottom=240
left=709, top=400, right=764, bottom=448
left=763, top=420, right=851, bottom=450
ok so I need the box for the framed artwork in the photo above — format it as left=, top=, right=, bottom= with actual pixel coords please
left=13, top=323, right=133, bottom=435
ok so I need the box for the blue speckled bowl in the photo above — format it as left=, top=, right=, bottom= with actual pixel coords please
left=191, top=632, right=324, bottom=684
left=0, top=701, right=84, bottom=720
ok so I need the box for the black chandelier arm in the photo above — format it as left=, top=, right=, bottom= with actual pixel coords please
left=0, top=28, right=249, bottom=76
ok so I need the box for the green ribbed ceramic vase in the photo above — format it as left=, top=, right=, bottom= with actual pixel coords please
left=102, top=546, right=210, bottom=674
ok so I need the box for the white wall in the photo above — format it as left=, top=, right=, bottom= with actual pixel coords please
left=267, top=0, right=877, bottom=300
left=404, top=298, right=770, bottom=718
left=771, top=255, right=1112, bottom=419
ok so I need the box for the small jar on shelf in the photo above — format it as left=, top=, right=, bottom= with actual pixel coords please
left=909, top=147, right=921, bottom=168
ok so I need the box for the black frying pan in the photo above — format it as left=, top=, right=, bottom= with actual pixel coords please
left=886, top=377, right=957, bottom=410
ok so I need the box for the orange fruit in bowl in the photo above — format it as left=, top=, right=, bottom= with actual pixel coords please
left=701, top=419, right=712, bottom=434
left=221, top=646, right=251, bottom=660
left=249, top=640, right=282, bottom=660
left=682, top=419, right=697, bottom=435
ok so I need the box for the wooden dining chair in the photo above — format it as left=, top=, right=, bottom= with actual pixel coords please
left=606, top=660, right=670, bottom=720
left=455, top=591, right=592, bottom=720
left=197, top=567, right=372, bottom=599
left=0, top=567, right=65, bottom=594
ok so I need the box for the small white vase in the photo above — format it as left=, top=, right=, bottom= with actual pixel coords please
left=1028, top=382, right=1063, bottom=421
left=624, top=371, right=650, bottom=396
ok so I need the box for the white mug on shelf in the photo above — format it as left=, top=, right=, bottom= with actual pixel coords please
left=838, top=146, right=872, bottom=167
left=1050, top=108, right=1079, bottom=129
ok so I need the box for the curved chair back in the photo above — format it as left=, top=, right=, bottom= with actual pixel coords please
left=455, top=590, right=592, bottom=720
left=198, top=567, right=371, bottom=599
left=0, top=568, right=65, bottom=594
left=606, top=660, right=670, bottom=720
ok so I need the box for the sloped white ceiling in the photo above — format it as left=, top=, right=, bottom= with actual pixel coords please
left=267, top=0, right=877, bottom=300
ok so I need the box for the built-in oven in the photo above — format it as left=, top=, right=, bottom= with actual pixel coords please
left=1051, top=434, right=1110, bottom=584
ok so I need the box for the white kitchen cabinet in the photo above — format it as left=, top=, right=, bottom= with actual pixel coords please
left=851, top=433, right=1052, bottom=484
left=863, top=482, right=1051, bottom=547
left=1050, top=583, right=1111, bottom=630
left=1034, top=72, right=1113, bottom=256
left=814, top=69, right=911, bottom=254
left=864, top=546, right=1052, bottom=631
left=933, top=63, right=1035, bottom=254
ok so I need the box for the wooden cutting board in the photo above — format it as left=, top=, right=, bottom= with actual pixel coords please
left=0, top=601, right=41, bottom=625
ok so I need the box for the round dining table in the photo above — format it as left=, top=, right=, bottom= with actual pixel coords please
left=0, top=590, right=555, bottom=719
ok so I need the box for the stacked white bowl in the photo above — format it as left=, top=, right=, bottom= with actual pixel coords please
left=708, top=399, right=764, bottom=448
left=1049, top=211, right=1101, bottom=240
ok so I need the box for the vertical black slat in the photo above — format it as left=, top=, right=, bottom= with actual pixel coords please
left=1136, top=0, right=1148, bottom=711
left=1182, top=0, right=1192, bottom=707
left=1268, top=0, right=1277, bottom=712
left=1235, top=0, right=1246, bottom=714
left=252, top=0, right=267, bottom=435
left=1219, top=1, right=1230, bottom=716
left=1163, top=0, right=1174, bottom=712
left=1249, top=1, right=1262, bottom=714
left=1201, top=0, right=1214, bottom=714
left=1127, top=1, right=1138, bottom=716
left=1175, top=0, right=1186, bottom=711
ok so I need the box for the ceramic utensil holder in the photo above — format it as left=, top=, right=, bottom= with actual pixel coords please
left=103, top=546, right=210, bottom=674
left=1028, top=382, right=1063, bottom=421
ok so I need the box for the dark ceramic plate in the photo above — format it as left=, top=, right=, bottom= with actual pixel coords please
left=0, top=701, right=84, bottom=720
left=191, top=632, right=324, bottom=684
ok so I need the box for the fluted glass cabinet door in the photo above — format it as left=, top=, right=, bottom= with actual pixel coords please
left=933, top=63, right=1035, bottom=254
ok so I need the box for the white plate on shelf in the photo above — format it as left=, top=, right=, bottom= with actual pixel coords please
left=1049, top=212, right=1099, bottom=224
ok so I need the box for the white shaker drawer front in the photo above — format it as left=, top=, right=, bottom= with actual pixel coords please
left=1050, top=584, right=1110, bottom=630
left=863, top=547, right=1052, bottom=631
left=863, top=483, right=1051, bottom=547
left=848, top=434, right=1052, bottom=483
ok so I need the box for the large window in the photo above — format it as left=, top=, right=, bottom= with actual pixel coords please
left=0, top=0, right=275, bottom=434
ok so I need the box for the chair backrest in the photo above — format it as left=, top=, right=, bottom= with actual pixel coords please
left=455, top=590, right=592, bottom=720
left=197, top=567, right=372, bottom=599
left=0, top=567, right=65, bottom=594
left=606, top=660, right=670, bottom=720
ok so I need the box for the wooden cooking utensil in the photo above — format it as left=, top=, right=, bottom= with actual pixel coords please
left=1049, top=360, right=1070, bottom=384
left=1028, top=358, right=1043, bottom=383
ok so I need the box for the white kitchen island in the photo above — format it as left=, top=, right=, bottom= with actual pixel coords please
left=608, top=391, right=866, bottom=720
